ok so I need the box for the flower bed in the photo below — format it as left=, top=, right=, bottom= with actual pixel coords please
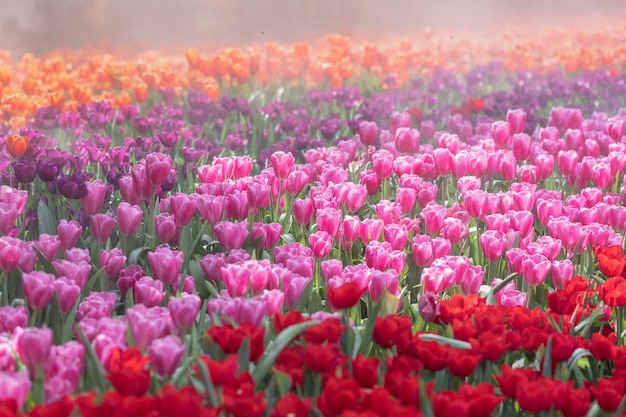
left=1, top=25, right=626, bottom=417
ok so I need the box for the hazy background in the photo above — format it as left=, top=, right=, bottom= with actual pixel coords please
left=0, top=0, right=624, bottom=56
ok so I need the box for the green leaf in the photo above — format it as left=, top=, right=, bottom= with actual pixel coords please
left=274, top=370, right=293, bottom=397
left=194, top=358, right=219, bottom=408
left=76, top=327, right=108, bottom=392
left=33, top=248, right=56, bottom=275
left=237, top=336, right=251, bottom=374
left=253, top=321, right=318, bottom=386
left=293, top=279, right=315, bottom=312
left=83, top=266, right=104, bottom=296
left=37, top=201, right=57, bottom=236
left=61, top=298, right=79, bottom=343
left=359, top=296, right=381, bottom=355
left=418, top=334, right=472, bottom=350
left=542, top=335, right=553, bottom=378
left=129, top=246, right=151, bottom=266
left=308, top=290, right=323, bottom=314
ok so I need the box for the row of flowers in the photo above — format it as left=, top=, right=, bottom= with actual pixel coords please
left=1, top=20, right=626, bottom=128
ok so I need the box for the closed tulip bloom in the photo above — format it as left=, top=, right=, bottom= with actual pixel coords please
left=147, top=246, right=183, bottom=286
left=22, top=271, right=55, bottom=310
left=271, top=151, right=295, bottom=180
left=125, top=305, right=168, bottom=351
left=53, top=277, right=82, bottom=313
left=309, top=231, right=333, bottom=259
left=389, top=111, right=412, bottom=136
left=16, top=326, right=53, bottom=371
left=196, top=194, right=224, bottom=225
left=90, top=213, right=116, bottom=244
left=247, top=182, right=271, bottom=210
left=117, top=202, right=143, bottom=235
left=119, top=175, right=142, bottom=205
left=479, top=230, right=508, bottom=261
left=316, top=207, right=342, bottom=237
left=154, top=213, right=178, bottom=244
left=0, top=370, right=30, bottom=409
left=492, top=121, right=511, bottom=149
left=358, top=120, right=378, bottom=146
left=169, top=193, right=197, bottom=226
left=81, top=180, right=108, bottom=214
left=134, top=277, right=166, bottom=307
left=0, top=306, right=28, bottom=333
left=57, top=219, right=83, bottom=251
left=371, top=149, right=394, bottom=179
left=293, top=198, right=313, bottom=225
left=131, top=161, right=154, bottom=200
left=369, top=270, right=400, bottom=303
left=148, top=335, right=186, bottom=378
left=168, top=294, right=201, bottom=331
left=506, top=108, right=527, bottom=134
left=214, top=221, right=249, bottom=251
left=145, top=152, right=173, bottom=187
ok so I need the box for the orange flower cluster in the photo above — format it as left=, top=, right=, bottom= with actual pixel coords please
left=0, top=23, right=625, bottom=129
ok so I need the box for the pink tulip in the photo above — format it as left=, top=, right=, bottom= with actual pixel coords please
left=358, top=120, right=378, bottom=146
left=90, top=213, right=116, bottom=244
left=22, top=271, right=55, bottom=310
left=421, top=262, right=455, bottom=293
left=522, top=253, right=552, bottom=286
left=0, top=203, right=18, bottom=236
left=134, top=276, right=166, bottom=307
left=492, top=121, right=511, bottom=149
left=81, top=180, right=108, bottom=215
left=225, top=191, right=249, bottom=221
left=147, top=246, right=184, bottom=286
left=196, top=194, right=224, bottom=225
left=552, top=259, right=574, bottom=288
left=369, top=269, right=400, bottom=303
left=0, top=237, right=21, bottom=272
left=479, top=230, right=507, bottom=261
left=44, top=341, right=84, bottom=403
left=0, top=370, right=30, bottom=409
left=440, top=217, right=469, bottom=245
left=75, top=292, right=117, bottom=322
left=360, top=170, right=380, bottom=196
left=100, top=248, right=126, bottom=280
left=32, top=234, right=61, bottom=262
left=461, top=264, right=484, bottom=295
left=309, top=230, right=333, bottom=259
left=270, top=151, right=295, bottom=181
left=125, top=305, right=168, bottom=350
left=214, top=221, right=249, bottom=251
left=341, top=215, right=361, bottom=246
left=344, top=184, right=367, bottom=213
left=0, top=306, right=28, bottom=333
left=53, top=277, right=81, bottom=313
left=65, top=247, right=90, bottom=264
left=146, top=152, right=173, bottom=187
left=365, top=241, right=390, bottom=271
left=293, top=198, right=313, bottom=226
left=16, top=326, right=53, bottom=372
left=360, top=218, right=384, bottom=245
left=412, top=234, right=435, bottom=267
left=53, top=259, right=91, bottom=289
left=57, top=220, right=83, bottom=251
left=116, top=202, right=143, bottom=236
left=395, top=127, right=420, bottom=153
left=421, top=203, right=446, bottom=235
left=389, top=111, right=411, bottom=136
left=316, top=207, right=342, bottom=237
left=168, top=294, right=201, bottom=331
left=283, top=274, right=310, bottom=308
left=506, top=108, right=527, bottom=134
left=383, top=224, right=408, bottom=251
left=148, top=335, right=186, bottom=378
left=371, top=149, right=394, bottom=179
left=492, top=278, right=527, bottom=307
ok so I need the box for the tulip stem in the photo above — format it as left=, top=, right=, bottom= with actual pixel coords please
left=1, top=271, right=8, bottom=306
left=617, top=307, right=624, bottom=346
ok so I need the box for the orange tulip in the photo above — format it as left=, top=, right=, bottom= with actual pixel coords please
left=6, top=135, right=28, bottom=158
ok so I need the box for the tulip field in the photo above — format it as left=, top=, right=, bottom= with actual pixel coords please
left=4, top=22, right=626, bottom=417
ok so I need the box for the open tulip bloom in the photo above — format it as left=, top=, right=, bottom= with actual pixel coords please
left=3, top=19, right=626, bottom=417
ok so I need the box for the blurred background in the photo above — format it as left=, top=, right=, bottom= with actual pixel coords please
left=0, top=0, right=624, bottom=56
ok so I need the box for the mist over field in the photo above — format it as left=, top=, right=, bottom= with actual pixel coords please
left=0, top=0, right=624, bottom=56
